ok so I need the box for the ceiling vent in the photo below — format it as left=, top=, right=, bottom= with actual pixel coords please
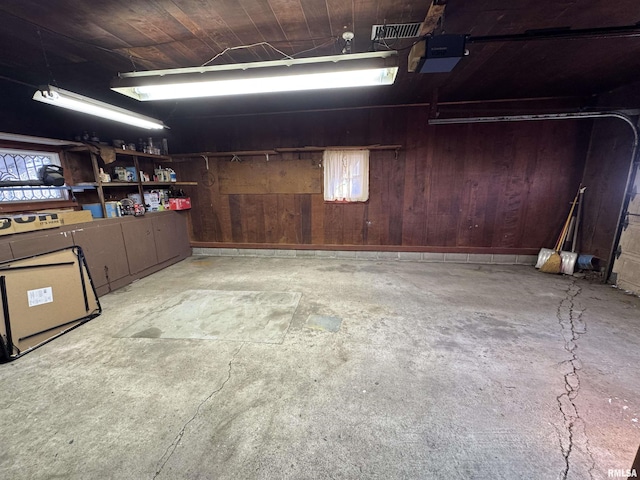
left=371, top=22, right=422, bottom=41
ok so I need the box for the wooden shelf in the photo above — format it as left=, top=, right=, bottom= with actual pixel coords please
left=100, top=182, right=138, bottom=187
left=66, top=145, right=171, bottom=161
left=115, top=150, right=171, bottom=160
left=172, top=144, right=403, bottom=161
left=142, top=181, right=198, bottom=186
left=98, top=181, right=197, bottom=188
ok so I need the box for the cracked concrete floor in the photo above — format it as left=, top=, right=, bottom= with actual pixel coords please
left=1, top=255, right=639, bottom=480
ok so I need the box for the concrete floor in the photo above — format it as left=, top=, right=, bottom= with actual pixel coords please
left=1, top=255, right=639, bottom=480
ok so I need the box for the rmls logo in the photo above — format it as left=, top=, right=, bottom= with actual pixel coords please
left=0, top=213, right=60, bottom=230
left=609, top=468, right=638, bottom=477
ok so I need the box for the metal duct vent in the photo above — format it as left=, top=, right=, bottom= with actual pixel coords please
left=371, top=22, right=422, bottom=40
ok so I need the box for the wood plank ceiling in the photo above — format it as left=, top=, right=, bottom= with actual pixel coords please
left=0, top=0, right=640, bottom=118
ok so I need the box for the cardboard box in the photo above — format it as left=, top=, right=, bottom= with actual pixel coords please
left=0, top=213, right=62, bottom=236
left=0, top=247, right=101, bottom=361
left=105, top=202, right=121, bottom=218
left=168, top=198, right=191, bottom=210
left=52, top=210, right=93, bottom=226
left=128, top=192, right=162, bottom=212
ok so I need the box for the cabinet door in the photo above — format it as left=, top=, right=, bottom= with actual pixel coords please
left=0, top=237, right=13, bottom=262
left=72, top=223, right=130, bottom=291
left=152, top=212, right=190, bottom=264
left=121, top=217, right=158, bottom=274
left=173, top=212, right=192, bottom=258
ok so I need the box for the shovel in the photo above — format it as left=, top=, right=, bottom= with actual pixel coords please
left=535, top=248, right=577, bottom=274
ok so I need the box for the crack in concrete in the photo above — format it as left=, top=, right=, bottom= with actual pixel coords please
left=152, top=344, right=244, bottom=480
left=555, top=279, right=596, bottom=480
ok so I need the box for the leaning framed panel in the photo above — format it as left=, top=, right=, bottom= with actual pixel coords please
left=0, top=246, right=101, bottom=362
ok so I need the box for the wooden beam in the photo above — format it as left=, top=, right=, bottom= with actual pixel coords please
left=420, top=1, right=447, bottom=36
left=276, top=145, right=402, bottom=152
left=0, top=200, right=79, bottom=214
left=172, top=145, right=403, bottom=160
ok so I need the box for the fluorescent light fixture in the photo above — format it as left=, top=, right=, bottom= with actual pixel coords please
left=111, top=51, right=398, bottom=101
left=32, top=85, right=166, bottom=129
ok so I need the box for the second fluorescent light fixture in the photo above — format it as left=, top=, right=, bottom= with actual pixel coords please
left=111, top=51, right=399, bottom=101
left=33, top=85, right=166, bottom=129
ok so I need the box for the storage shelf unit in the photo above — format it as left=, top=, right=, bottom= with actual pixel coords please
left=67, top=147, right=196, bottom=217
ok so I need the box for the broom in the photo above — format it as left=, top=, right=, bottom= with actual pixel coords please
left=540, top=187, right=581, bottom=274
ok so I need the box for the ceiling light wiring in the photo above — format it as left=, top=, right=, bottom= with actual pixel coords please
left=201, top=42, right=294, bottom=67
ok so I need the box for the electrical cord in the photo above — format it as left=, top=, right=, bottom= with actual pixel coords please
left=290, top=37, right=337, bottom=58
left=201, top=41, right=294, bottom=66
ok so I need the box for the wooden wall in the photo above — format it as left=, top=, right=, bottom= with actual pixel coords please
left=172, top=106, right=590, bottom=252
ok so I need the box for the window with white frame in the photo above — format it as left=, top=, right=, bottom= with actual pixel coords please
left=323, top=149, right=369, bottom=202
left=0, top=148, right=66, bottom=202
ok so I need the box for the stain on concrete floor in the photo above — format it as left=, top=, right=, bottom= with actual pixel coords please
left=116, top=290, right=301, bottom=344
left=306, top=315, right=342, bottom=332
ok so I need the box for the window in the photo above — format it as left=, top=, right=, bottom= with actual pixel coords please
left=0, top=149, right=66, bottom=202
left=323, top=149, right=369, bottom=202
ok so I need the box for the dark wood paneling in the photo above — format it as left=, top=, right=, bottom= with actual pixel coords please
left=262, top=194, right=279, bottom=243
left=295, top=194, right=312, bottom=244
left=228, top=194, right=244, bottom=243
left=178, top=106, right=590, bottom=251
left=367, top=146, right=408, bottom=244
left=245, top=195, right=265, bottom=243
left=323, top=203, right=343, bottom=245
left=310, top=193, right=325, bottom=244
left=279, top=195, right=298, bottom=243
left=218, top=157, right=321, bottom=194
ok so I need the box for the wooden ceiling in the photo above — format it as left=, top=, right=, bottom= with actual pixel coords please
left=1, top=0, right=640, bottom=120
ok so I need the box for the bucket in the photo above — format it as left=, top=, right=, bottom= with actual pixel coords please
left=577, top=254, right=600, bottom=271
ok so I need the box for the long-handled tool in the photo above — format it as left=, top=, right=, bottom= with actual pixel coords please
left=539, top=186, right=582, bottom=274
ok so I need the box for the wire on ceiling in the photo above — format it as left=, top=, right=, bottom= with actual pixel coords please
left=291, top=38, right=337, bottom=57
left=36, top=28, right=57, bottom=87
left=0, top=75, right=38, bottom=89
left=199, top=36, right=343, bottom=66
left=201, top=42, right=294, bottom=66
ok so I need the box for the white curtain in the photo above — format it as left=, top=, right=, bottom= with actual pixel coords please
left=323, top=149, right=369, bottom=202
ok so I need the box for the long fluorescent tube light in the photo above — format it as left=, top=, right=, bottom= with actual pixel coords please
left=111, top=51, right=398, bottom=101
left=32, top=85, right=166, bottom=129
